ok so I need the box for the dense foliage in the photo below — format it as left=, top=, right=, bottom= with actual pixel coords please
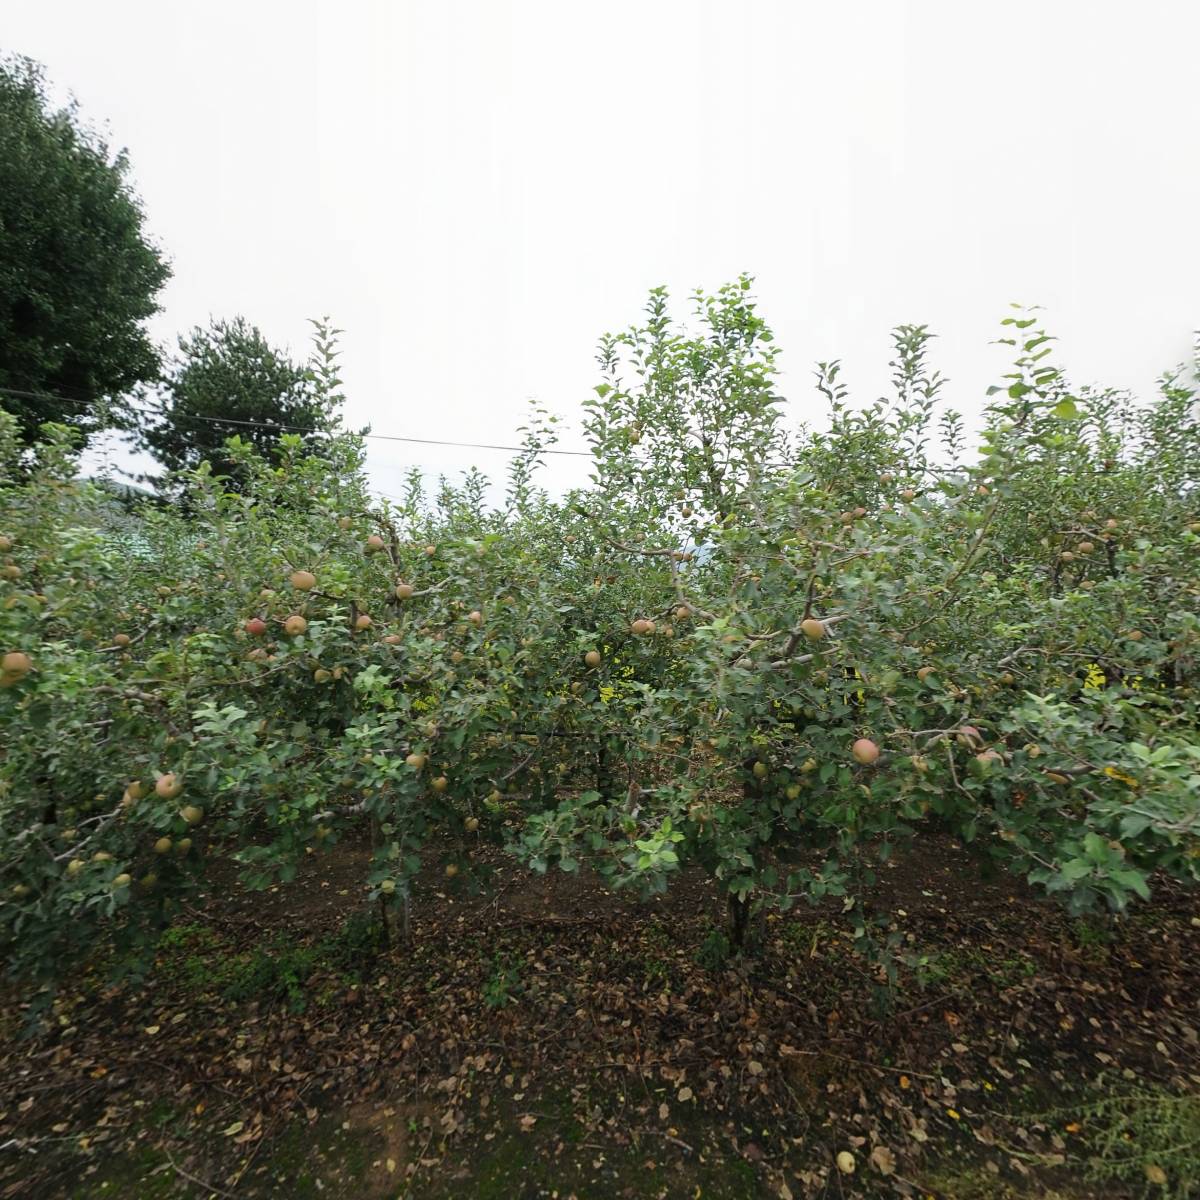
left=0, top=56, right=170, bottom=446
left=138, top=316, right=341, bottom=494
left=1, top=282, right=1197, bottom=995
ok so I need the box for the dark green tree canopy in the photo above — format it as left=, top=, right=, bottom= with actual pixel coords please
left=139, top=316, right=334, bottom=490
left=0, top=56, right=170, bottom=444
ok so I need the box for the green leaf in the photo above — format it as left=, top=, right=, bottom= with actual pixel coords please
left=1112, top=869, right=1150, bottom=901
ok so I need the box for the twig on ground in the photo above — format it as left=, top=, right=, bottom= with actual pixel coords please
left=164, top=1149, right=239, bottom=1199
left=638, top=1128, right=695, bottom=1154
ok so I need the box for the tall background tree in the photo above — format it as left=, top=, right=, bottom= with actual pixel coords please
left=138, top=316, right=338, bottom=492
left=0, top=56, right=170, bottom=445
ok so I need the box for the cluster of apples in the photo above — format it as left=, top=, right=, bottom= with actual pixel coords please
left=0, top=534, right=19, bottom=582
left=242, top=556, right=486, bottom=656
left=58, top=772, right=202, bottom=889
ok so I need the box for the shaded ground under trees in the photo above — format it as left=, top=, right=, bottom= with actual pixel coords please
left=2, top=831, right=1197, bottom=1199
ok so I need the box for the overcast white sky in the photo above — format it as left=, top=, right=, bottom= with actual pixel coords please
left=8, top=0, right=1200, bottom=501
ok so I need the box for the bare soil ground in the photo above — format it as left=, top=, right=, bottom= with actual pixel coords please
left=2, top=831, right=1198, bottom=1199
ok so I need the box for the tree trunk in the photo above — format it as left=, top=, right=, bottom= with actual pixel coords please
left=370, top=814, right=395, bottom=948
left=730, top=754, right=765, bottom=951
left=378, top=893, right=392, bottom=950
left=597, top=737, right=614, bottom=795
left=728, top=893, right=750, bottom=950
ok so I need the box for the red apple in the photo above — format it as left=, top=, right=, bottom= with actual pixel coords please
left=851, top=738, right=880, bottom=765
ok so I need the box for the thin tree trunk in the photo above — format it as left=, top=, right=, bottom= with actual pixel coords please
left=728, top=893, right=750, bottom=950
left=597, top=737, right=614, bottom=795
left=378, top=894, right=392, bottom=950
left=729, top=754, right=765, bottom=951
left=370, top=814, right=395, bottom=948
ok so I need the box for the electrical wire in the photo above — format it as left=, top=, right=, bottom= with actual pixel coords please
left=0, top=385, right=594, bottom=457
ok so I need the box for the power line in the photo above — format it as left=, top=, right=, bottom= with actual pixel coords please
left=0, top=385, right=595, bottom=458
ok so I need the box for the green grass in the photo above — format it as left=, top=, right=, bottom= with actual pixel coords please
left=482, top=951, right=524, bottom=1009
left=911, top=941, right=1038, bottom=990
left=152, top=910, right=387, bottom=1012
left=1043, top=1079, right=1200, bottom=1199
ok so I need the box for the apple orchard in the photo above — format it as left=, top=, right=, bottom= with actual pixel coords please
left=2, top=279, right=1198, bottom=993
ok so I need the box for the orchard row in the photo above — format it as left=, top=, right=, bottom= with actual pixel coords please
left=2, top=284, right=1198, bottom=988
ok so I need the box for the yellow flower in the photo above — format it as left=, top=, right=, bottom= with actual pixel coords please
left=1103, top=765, right=1139, bottom=789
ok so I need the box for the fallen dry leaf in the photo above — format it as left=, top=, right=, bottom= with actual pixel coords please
left=870, top=1144, right=896, bottom=1175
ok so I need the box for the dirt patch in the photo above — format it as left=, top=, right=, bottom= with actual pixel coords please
left=192, top=836, right=377, bottom=933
